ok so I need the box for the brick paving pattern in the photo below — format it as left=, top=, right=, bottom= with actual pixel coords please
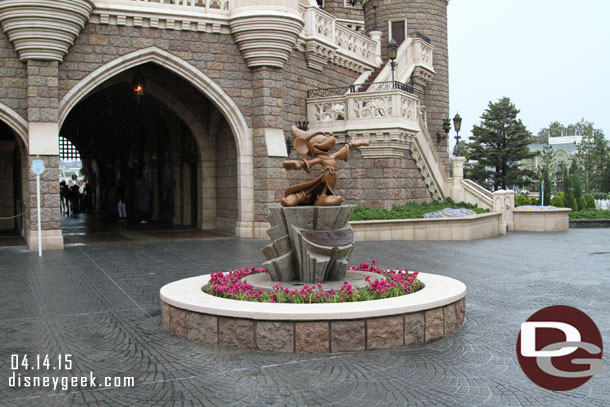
left=0, top=230, right=609, bottom=406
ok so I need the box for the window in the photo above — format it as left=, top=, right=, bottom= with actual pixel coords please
left=59, top=136, right=80, bottom=161
left=390, top=19, right=406, bottom=46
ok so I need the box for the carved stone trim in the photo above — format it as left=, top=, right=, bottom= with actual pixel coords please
left=229, top=8, right=304, bottom=69
left=0, top=0, right=93, bottom=61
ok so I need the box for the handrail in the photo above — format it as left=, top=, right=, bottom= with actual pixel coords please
left=307, top=81, right=412, bottom=98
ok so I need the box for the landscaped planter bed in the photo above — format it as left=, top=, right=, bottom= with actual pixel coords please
left=160, top=273, right=466, bottom=353
left=351, top=212, right=502, bottom=241
left=513, top=207, right=571, bottom=232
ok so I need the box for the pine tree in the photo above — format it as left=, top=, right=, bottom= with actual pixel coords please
left=467, top=97, right=536, bottom=190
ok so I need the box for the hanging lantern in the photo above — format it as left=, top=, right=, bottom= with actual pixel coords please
left=133, top=72, right=145, bottom=96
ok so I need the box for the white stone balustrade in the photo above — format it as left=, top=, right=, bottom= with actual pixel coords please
left=130, top=0, right=229, bottom=8
left=373, top=37, right=434, bottom=86
left=299, top=4, right=378, bottom=72
left=307, top=88, right=419, bottom=133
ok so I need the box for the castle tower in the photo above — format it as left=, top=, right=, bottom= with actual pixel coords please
left=364, top=0, right=450, bottom=169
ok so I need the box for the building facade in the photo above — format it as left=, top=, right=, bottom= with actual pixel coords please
left=0, top=0, right=450, bottom=250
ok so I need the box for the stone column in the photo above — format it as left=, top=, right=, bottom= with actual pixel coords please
left=493, top=189, right=515, bottom=233
left=251, top=67, right=289, bottom=238
left=450, top=157, right=465, bottom=203
left=26, top=60, right=62, bottom=250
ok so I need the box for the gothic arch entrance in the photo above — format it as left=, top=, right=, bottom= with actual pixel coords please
left=59, top=47, right=254, bottom=237
left=59, top=62, right=241, bottom=241
left=0, top=119, right=26, bottom=246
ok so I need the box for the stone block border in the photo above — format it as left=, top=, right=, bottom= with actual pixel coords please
left=513, top=208, right=571, bottom=232
left=351, top=212, right=502, bottom=241
left=160, top=273, right=466, bottom=353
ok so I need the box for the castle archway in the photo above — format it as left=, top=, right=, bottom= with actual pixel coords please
left=59, top=47, right=254, bottom=237
left=59, top=59, right=245, bottom=239
left=0, top=118, right=27, bottom=245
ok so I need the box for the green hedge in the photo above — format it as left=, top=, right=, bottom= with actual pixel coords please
left=349, top=199, right=489, bottom=221
left=569, top=209, right=610, bottom=219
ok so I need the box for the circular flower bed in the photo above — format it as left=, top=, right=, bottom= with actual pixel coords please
left=204, top=260, right=421, bottom=304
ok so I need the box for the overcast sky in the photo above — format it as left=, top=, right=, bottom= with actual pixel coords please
left=447, top=0, right=610, bottom=147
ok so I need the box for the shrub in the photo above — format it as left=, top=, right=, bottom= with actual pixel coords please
left=515, top=193, right=533, bottom=206
left=349, top=200, right=488, bottom=221
left=586, top=194, right=596, bottom=209
left=550, top=193, right=564, bottom=208
left=570, top=209, right=610, bottom=219
left=567, top=195, right=578, bottom=211
left=578, top=196, right=587, bottom=213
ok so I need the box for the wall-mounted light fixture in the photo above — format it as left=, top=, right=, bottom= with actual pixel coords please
left=133, top=72, right=145, bottom=96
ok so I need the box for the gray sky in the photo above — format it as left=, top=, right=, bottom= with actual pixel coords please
left=448, top=0, right=610, bottom=147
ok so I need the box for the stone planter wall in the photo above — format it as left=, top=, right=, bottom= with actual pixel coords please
left=513, top=208, right=571, bottom=232
left=160, top=272, right=466, bottom=353
left=162, top=298, right=465, bottom=353
left=351, top=212, right=502, bottom=241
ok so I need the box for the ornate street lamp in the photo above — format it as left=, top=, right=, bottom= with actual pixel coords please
left=555, top=164, right=563, bottom=192
left=453, top=113, right=462, bottom=156
left=388, top=39, right=398, bottom=84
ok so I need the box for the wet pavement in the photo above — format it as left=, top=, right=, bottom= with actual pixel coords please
left=0, top=229, right=609, bottom=406
left=61, top=213, right=230, bottom=245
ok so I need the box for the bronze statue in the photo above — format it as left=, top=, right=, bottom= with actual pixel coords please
left=281, top=125, right=369, bottom=207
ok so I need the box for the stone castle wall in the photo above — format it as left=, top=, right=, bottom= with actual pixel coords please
left=320, top=1, right=364, bottom=21
left=0, top=30, right=27, bottom=120
left=364, top=0, right=450, bottom=174
left=0, top=0, right=451, bottom=242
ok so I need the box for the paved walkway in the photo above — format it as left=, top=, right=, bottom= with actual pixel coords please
left=0, top=230, right=609, bottom=406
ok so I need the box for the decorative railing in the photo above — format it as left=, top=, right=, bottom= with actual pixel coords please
left=91, top=0, right=232, bottom=33
left=414, top=31, right=430, bottom=44
left=299, top=4, right=378, bottom=72
left=371, top=37, right=434, bottom=84
left=307, top=87, right=419, bottom=126
left=307, top=81, right=412, bottom=98
left=336, top=18, right=365, bottom=33
left=129, top=0, right=230, bottom=10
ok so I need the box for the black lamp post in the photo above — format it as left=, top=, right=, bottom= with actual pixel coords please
left=388, top=39, right=398, bottom=84
left=453, top=113, right=462, bottom=156
left=555, top=165, right=563, bottom=192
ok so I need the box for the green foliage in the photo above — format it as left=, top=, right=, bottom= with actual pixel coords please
left=569, top=209, right=610, bottom=219
left=592, top=192, right=610, bottom=200
left=515, top=193, right=536, bottom=206
left=349, top=200, right=489, bottom=221
left=550, top=193, right=564, bottom=208
left=566, top=195, right=578, bottom=211
left=577, top=195, right=587, bottom=212
left=466, top=97, right=536, bottom=190
left=572, top=120, right=609, bottom=192
left=586, top=194, right=596, bottom=209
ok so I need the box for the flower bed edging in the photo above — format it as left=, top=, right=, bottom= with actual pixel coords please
left=160, top=273, right=466, bottom=353
left=513, top=208, right=571, bottom=232
left=350, top=212, right=502, bottom=241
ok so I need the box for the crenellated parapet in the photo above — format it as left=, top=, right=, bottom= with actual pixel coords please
left=0, top=0, right=93, bottom=62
